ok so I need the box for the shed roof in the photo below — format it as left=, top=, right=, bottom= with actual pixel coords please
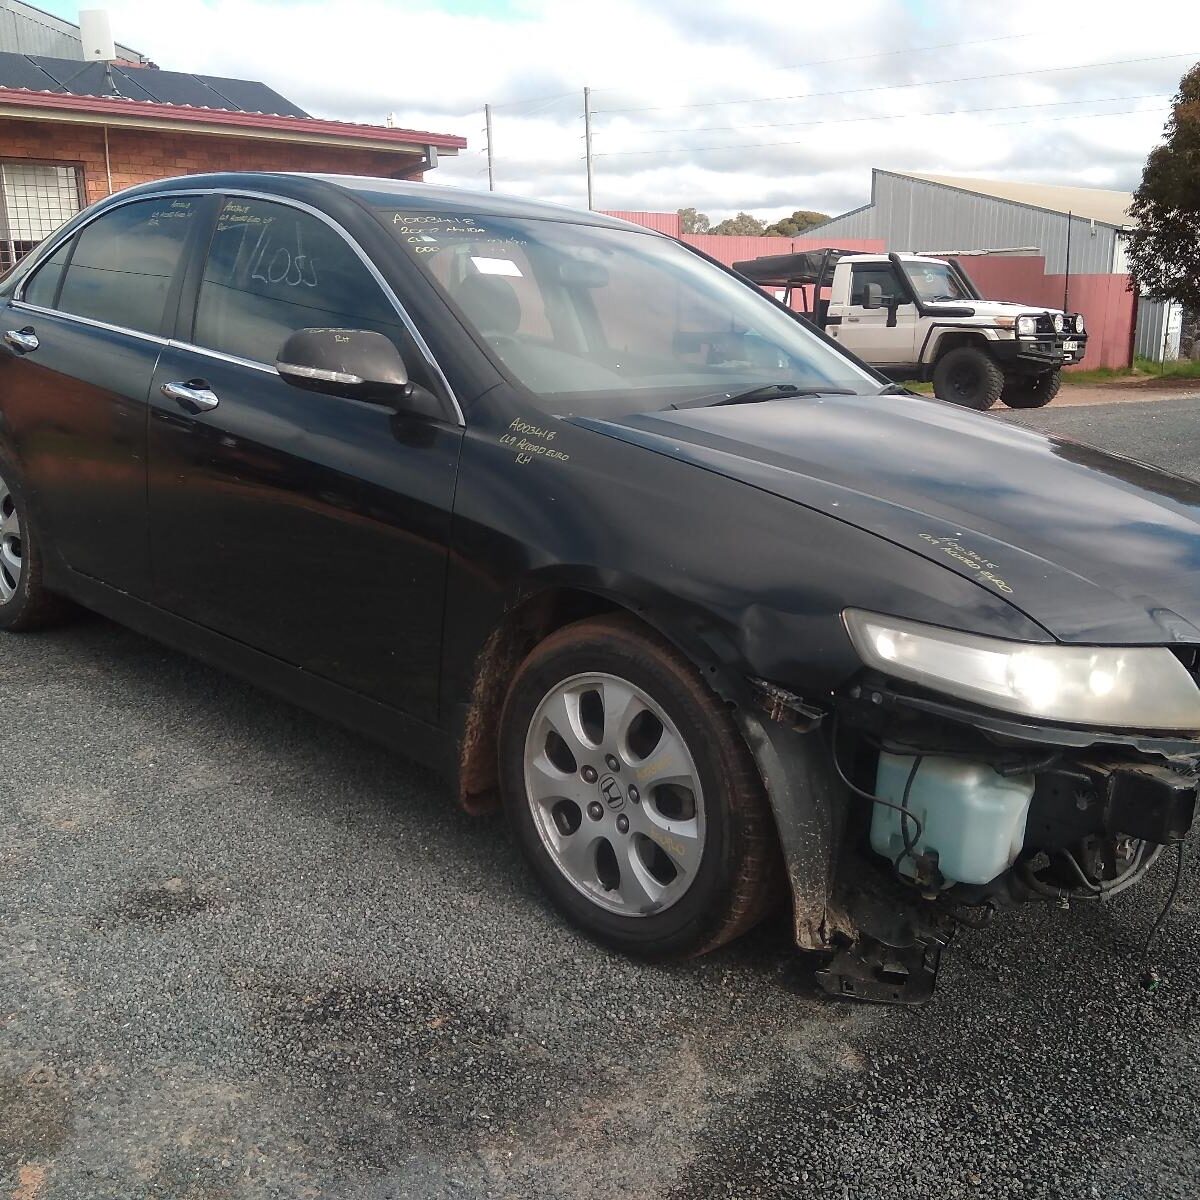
left=896, top=171, right=1133, bottom=228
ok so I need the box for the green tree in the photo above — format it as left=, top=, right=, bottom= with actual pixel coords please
left=677, top=207, right=711, bottom=234
left=1128, top=62, right=1200, bottom=310
left=764, top=209, right=831, bottom=237
left=709, top=211, right=766, bottom=236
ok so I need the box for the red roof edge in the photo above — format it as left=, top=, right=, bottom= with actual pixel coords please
left=0, top=87, right=467, bottom=150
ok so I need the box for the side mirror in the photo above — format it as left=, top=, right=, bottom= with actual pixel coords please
left=862, top=283, right=883, bottom=310
left=276, top=328, right=412, bottom=407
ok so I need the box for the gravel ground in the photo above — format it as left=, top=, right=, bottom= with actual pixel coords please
left=5, top=396, right=1200, bottom=1199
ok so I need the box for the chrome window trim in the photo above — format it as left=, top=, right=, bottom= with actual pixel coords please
left=166, top=339, right=279, bottom=376
left=10, top=298, right=169, bottom=346
left=13, top=185, right=466, bottom=426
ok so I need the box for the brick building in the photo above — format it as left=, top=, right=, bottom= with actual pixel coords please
left=0, top=6, right=464, bottom=271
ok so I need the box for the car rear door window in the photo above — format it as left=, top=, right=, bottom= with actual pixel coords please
left=50, top=197, right=198, bottom=335
left=193, top=198, right=400, bottom=364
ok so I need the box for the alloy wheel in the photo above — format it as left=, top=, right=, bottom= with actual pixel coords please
left=0, top=469, right=22, bottom=604
left=522, top=671, right=706, bottom=916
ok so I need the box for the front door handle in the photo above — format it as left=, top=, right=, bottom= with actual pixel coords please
left=846, top=315, right=861, bottom=323
left=161, top=380, right=219, bottom=413
left=4, top=327, right=38, bottom=353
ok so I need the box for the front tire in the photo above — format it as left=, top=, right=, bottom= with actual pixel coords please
left=932, top=346, right=1005, bottom=410
left=1001, top=370, right=1061, bottom=409
left=498, top=614, right=780, bottom=959
left=0, top=449, right=73, bottom=631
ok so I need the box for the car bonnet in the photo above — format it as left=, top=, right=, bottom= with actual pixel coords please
left=567, top=392, right=1200, bottom=646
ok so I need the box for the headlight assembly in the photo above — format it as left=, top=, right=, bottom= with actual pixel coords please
left=843, top=610, right=1200, bottom=731
left=1016, top=315, right=1037, bottom=336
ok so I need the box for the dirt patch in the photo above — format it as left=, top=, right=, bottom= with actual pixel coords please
left=93, top=877, right=212, bottom=929
left=0, top=1070, right=71, bottom=1182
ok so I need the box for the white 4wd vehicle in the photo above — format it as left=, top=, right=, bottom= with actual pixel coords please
left=734, top=249, right=1088, bottom=410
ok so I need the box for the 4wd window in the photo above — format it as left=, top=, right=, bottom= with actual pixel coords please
left=52, top=197, right=198, bottom=335
left=193, top=198, right=402, bottom=364
left=378, top=210, right=878, bottom=415
left=850, top=265, right=903, bottom=307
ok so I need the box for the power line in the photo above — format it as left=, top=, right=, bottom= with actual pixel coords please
left=628, top=92, right=1170, bottom=139
left=766, top=31, right=1034, bottom=72
left=595, top=103, right=1169, bottom=159
left=594, top=50, right=1199, bottom=115
left=465, top=29, right=1042, bottom=116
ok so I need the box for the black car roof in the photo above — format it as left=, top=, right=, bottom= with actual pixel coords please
left=108, top=172, right=656, bottom=233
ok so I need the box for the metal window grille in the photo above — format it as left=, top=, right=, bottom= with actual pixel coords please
left=0, top=162, right=83, bottom=272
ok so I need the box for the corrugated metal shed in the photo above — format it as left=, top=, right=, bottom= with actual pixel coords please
left=0, top=50, right=309, bottom=116
left=0, top=0, right=141, bottom=61
left=808, top=169, right=1130, bottom=275
left=902, top=172, right=1132, bottom=227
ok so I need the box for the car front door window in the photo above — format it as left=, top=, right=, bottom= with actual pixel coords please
left=192, top=198, right=407, bottom=366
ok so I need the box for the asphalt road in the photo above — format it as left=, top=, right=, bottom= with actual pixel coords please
left=5, top=396, right=1200, bottom=1200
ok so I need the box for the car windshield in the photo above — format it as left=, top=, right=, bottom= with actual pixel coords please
left=903, top=261, right=974, bottom=303
left=377, top=209, right=880, bottom=416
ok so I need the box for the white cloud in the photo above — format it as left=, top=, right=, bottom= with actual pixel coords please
left=104, top=0, right=1197, bottom=222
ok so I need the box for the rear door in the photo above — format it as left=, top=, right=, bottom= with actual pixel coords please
left=147, top=194, right=463, bottom=722
left=0, top=195, right=206, bottom=594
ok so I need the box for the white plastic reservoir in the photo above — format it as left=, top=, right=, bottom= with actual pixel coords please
left=871, top=752, right=1035, bottom=887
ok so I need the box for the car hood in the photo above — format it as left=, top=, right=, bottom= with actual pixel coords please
left=569, top=393, right=1200, bottom=645
left=941, top=300, right=1067, bottom=319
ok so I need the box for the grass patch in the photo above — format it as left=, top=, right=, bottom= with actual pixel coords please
left=1060, top=366, right=1136, bottom=385
left=1134, top=355, right=1200, bottom=379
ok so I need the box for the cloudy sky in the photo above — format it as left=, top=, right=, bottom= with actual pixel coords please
left=37, top=0, right=1199, bottom=223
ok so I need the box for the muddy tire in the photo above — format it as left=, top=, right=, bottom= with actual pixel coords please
left=932, top=346, right=1005, bottom=410
left=0, top=447, right=74, bottom=632
left=498, top=613, right=781, bottom=959
left=1001, top=370, right=1061, bottom=409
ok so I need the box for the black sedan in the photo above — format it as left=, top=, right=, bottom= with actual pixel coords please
left=2, top=173, right=1197, bottom=1004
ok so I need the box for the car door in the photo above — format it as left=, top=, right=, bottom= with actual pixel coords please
left=147, top=193, right=463, bottom=722
left=0, top=195, right=205, bottom=594
left=839, top=263, right=920, bottom=367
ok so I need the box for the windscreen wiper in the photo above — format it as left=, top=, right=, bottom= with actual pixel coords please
left=671, top=382, right=858, bottom=410
left=876, top=383, right=916, bottom=396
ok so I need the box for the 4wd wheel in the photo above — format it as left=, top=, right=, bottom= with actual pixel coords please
left=932, top=347, right=1005, bottom=410
left=0, top=450, right=73, bottom=631
left=1001, top=370, right=1061, bottom=409
left=498, top=614, right=780, bottom=959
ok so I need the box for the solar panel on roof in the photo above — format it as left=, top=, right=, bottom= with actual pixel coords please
left=0, top=49, right=309, bottom=118
left=0, top=50, right=68, bottom=92
left=115, top=68, right=235, bottom=109
left=193, top=75, right=308, bottom=118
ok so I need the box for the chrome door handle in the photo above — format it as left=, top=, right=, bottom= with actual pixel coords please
left=4, top=327, right=38, bottom=353
left=161, top=380, right=219, bottom=412
left=846, top=315, right=861, bottom=323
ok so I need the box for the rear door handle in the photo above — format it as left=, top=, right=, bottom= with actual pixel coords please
left=161, top=380, right=219, bottom=412
left=4, top=327, right=38, bottom=353
left=845, top=315, right=861, bottom=323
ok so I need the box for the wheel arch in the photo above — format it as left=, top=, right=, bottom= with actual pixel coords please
left=927, top=328, right=993, bottom=364
left=455, top=574, right=756, bottom=817
left=453, top=572, right=845, bottom=953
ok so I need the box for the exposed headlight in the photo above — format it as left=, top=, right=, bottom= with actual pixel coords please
left=1016, top=315, right=1037, bottom=336
left=1052, top=313, right=1065, bottom=334
left=1075, top=313, right=1085, bottom=334
left=844, top=610, right=1200, bottom=731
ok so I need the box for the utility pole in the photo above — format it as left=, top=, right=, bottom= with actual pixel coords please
left=584, top=86, right=594, bottom=210
left=1063, top=210, right=1072, bottom=313
left=484, top=103, right=495, bottom=191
